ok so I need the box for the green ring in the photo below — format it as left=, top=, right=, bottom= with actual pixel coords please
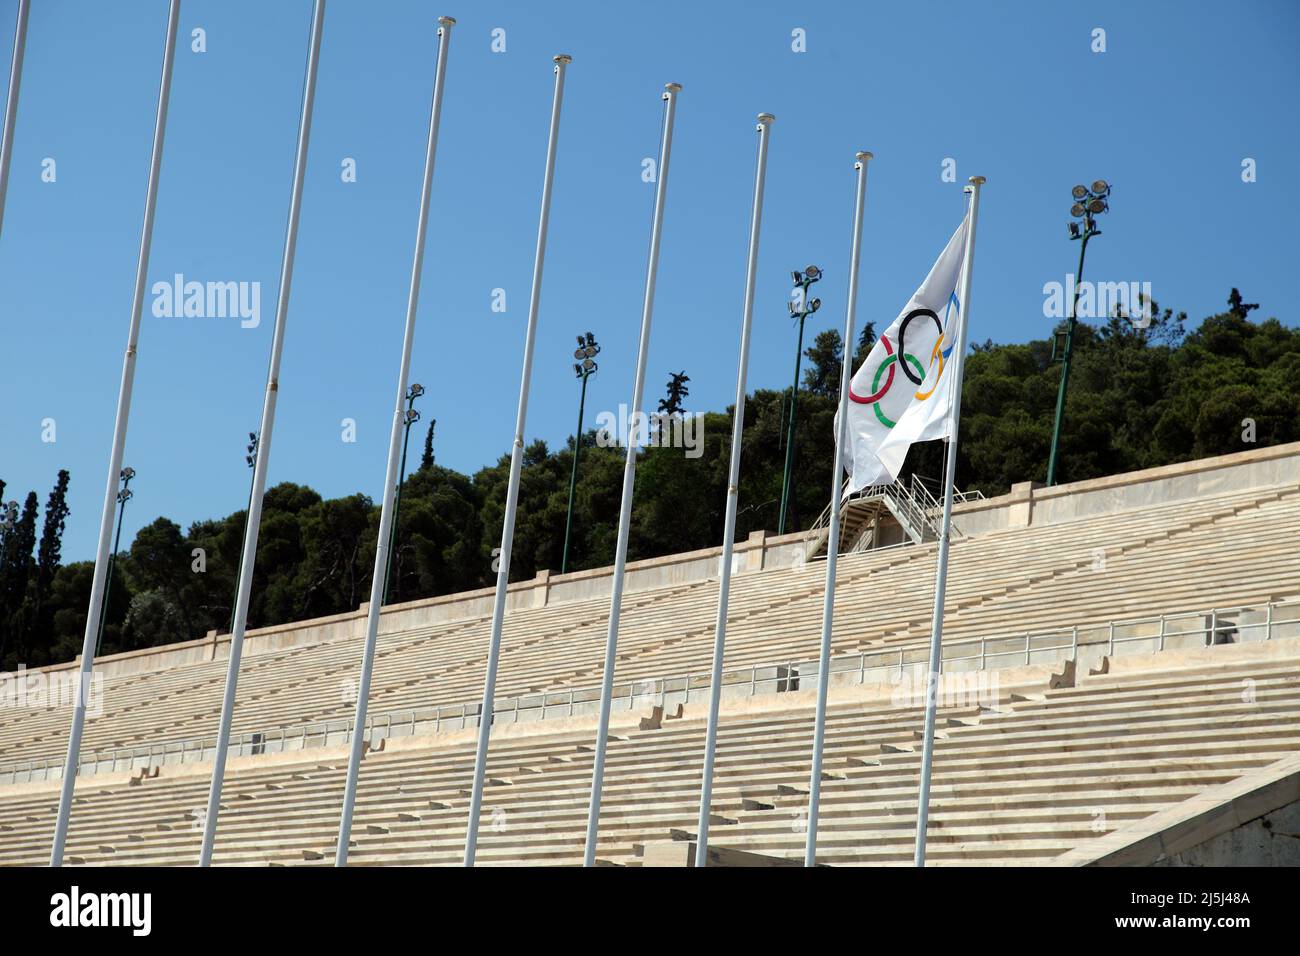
left=871, top=353, right=926, bottom=428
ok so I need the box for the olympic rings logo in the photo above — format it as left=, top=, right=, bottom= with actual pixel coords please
left=848, top=293, right=959, bottom=428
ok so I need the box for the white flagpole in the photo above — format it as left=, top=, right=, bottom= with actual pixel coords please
left=49, top=0, right=180, bottom=868
left=804, top=150, right=872, bottom=868
left=914, top=175, right=983, bottom=867
left=199, top=0, right=326, bottom=867
left=334, top=15, right=455, bottom=868
left=582, top=82, right=682, bottom=868
left=693, top=112, right=773, bottom=866
left=0, top=0, right=31, bottom=240
left=462, top=53, right=572, bottom=867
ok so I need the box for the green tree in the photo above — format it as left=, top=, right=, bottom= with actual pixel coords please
left=19, top=288, right=1299, bottom=667
left=0, top=492, right=39, bottom=665
left=420, top=418, right=436, bottom=472
left=802, top=329, right=843, bottom=397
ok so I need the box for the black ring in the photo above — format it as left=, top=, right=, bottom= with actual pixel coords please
left=896, top=308, right=943, bottom=385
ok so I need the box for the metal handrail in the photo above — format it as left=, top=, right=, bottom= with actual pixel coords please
left=803, top=475, right=983, bottom=558
left=2, top=597, right=1295, bottom=786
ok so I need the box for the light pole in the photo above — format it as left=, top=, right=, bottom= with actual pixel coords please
left=1046, top=180, right=1110, bottom=486
left=95, top=467, right=134, bottom=657
left=227, top=432, right=259, bottom=635
left=383, top=382, right=423, bottom=605
left=562, top=332, right=599, bottom=573
left=777, top=265, right=822, bottom=534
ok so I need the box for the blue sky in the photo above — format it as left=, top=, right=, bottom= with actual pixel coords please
left=1, top=0, right=1297, bottom=561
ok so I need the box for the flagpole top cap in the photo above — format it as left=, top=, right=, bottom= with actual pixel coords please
left=757, top=112, right=775, bottom=125
left=664, top=82, right=683, bottom=94
left=554, top=54, right=573, bottom=65
left=856, top=150, right=874, bottom=162
left=438, top=16, right=456, bottom=26
left=968, top=175, right=986, bottom=185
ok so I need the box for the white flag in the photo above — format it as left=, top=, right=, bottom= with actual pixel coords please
left=841, top=216, right=969, bottom=493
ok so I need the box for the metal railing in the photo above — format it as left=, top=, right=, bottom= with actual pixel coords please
left=885, top=477, right=936, bottom=542
left=908, top=473, right=984, bottom=538
left=803, top=475, right=984, bottom=559
left=2, top=597, right=1296, bottom=786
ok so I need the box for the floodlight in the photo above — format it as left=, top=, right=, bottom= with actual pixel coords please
left=809, top=297, right=822, bottom=312
left=1071, top=184, right=1088, bottom=200
left=584, top=332, right=596, bottom=348
left=582, top=357, right=596, bottom=370
left=788, top=299, right=798, bottom=316
left=1068, top=222, right=1081, bottom=238
left=121, top=467, right=135, bottom=480
left=1091, top=180, right=1109, bottom=195
left=791, top=270, right=803, bottom=285
left=1087, top=198, right=1107, bottom=214
left=409, top=383, right=425, bottom=398
left=573, top=363, right=583, bottom=376
left=576, top=335, right=585, bottom=347
left=574, top=348, right=585, bottom=360
left=805, top=265, right=821, bottom=280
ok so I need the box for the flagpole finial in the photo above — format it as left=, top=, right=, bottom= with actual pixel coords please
left=856, top=150, right=874, bottom=162
left=757, top=112, right=775, bottom=125
left=968, top=175, right=986, bottom=185
left=664, top=82, right=683, bottom=94
left=554, top=54, right=573, bottom=65
left=438, top=16, right=456, bottom=26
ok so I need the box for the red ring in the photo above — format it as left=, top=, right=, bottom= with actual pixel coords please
left=849, top=334, right=894, bottom=404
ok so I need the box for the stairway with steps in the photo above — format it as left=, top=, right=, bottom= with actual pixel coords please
left=3, top=636, right=1298, bottom=867
left=2, top=481, right=1297, bottom=782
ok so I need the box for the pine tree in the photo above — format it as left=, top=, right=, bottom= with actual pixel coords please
left=658, top=371, right=690, bottom=415
left=30, top=470, right=71, bottom=637
left=802, top=330, right=844, bottom=397
left=420, top=418, right=436, bottom=471
left=0, top=492, right=38, bottom=664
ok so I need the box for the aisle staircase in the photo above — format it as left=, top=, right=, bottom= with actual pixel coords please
left=803, top=475, right=984, bottom=558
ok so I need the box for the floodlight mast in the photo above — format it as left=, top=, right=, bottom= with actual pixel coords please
left=778, top=263, right=823, bottom=534
left=562, top=332, right=599, bottom=574
left=230, top=430, right=260, bottom=635
left=94, top=468, right=136, bottom=658
left=383, top=382, right=426, bottom=605
left=1046, top=180, right=1110, bottom=486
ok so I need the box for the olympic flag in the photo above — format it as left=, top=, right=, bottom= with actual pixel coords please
left=841, top=215, right=970, bottom=493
